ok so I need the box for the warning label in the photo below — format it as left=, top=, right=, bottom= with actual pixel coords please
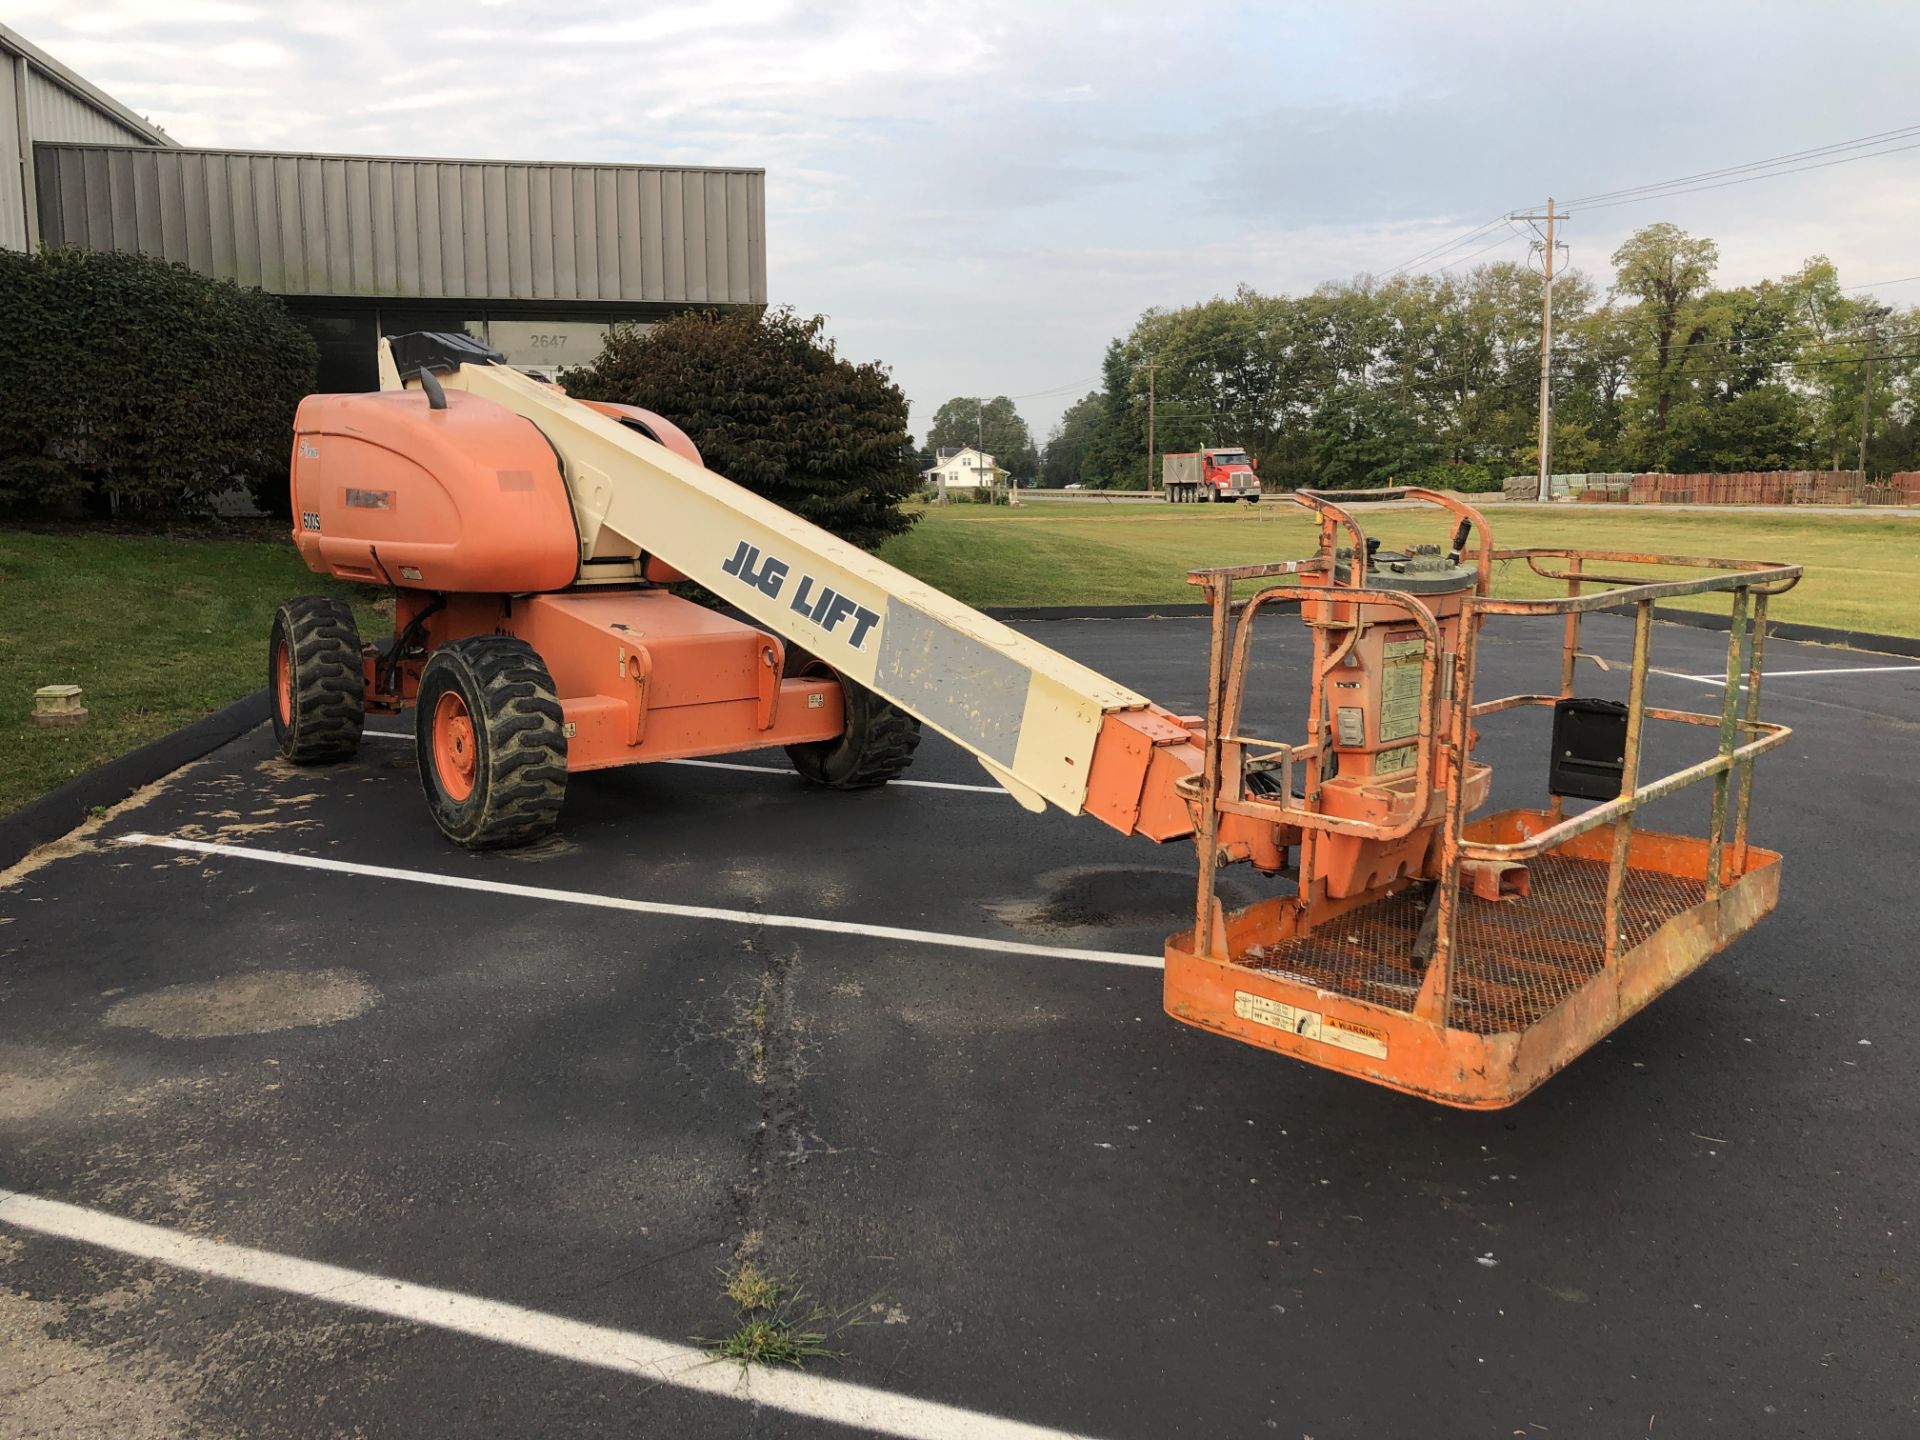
left=1233, top=991, right=1388, bottom=1060
left=1378, top=637, right=1426, bottom=743
left=1375, top=744, right=1416, bottom=776
left=1323, top=1015, right=1390, bottom=1059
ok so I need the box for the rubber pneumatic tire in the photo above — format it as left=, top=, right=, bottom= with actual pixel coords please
left=415, top=636, right=568, bottom=848
left=269, top=596, right=365, bottom=763
left=783, top=658, right=921, bottom=788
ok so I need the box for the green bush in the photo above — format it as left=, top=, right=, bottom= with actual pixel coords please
left=0, top=247, right=317, bottom=518
left=558, top=307, right=920, bottom=551
left=1403, top=460, right=1508, bottom=494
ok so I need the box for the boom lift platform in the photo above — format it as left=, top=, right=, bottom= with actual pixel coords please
left=273, top=333, right=1798, bottom=1107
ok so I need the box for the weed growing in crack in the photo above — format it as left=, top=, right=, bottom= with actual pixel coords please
left=725, top=1260, right=782, bottom=1312
left=703, top=1261, right=866, bottom=1370
left=711, top=1312, right=837, bottom=1369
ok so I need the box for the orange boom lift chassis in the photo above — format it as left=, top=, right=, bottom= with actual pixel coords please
left=272, top=333, right=1799, bottom=1107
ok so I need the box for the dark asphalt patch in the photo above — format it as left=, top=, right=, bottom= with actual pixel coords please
left=1, top=616, right=1914, bottom=1439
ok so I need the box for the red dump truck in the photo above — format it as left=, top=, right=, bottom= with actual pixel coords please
left=1163, top=448, right=1261, bottom=503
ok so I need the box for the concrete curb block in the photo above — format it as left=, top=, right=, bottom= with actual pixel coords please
left=0, top=689, right=269, bottom=872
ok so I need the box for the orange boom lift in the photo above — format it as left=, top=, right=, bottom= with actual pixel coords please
left=273, top=333, right=1799, bottom=1107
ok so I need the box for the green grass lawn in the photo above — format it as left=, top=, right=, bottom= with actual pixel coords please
left=879, top=500, right=1920, bottom=634
left=3, top=501, right=1914, bottom=819
left=0, top=531, right=382, bottom=818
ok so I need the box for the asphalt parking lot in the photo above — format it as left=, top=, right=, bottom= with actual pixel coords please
left=2, top=613, right=1915, bottom=1439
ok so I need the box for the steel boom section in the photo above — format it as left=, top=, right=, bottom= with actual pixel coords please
left=402, top=350, right=1150, bottom=817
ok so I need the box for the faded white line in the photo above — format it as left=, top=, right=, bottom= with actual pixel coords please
left=1649, top=667, right=1735, bottom=687
left=117, top=834, right=1161, bottom=970
left=0, top=1189, right=1095, bottom=1440
left=667, top=757, right=1009, bottom=794
left=360, top=731, right=1009, bottom=795
left=1656, top=663, right=1920, bottom=685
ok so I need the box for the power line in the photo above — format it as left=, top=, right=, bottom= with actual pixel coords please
left=1639, top=344, right=1920, bottom=377
left=1377, top=211, right=1519, bottom=278
left=1568, top=137, right=1920, bottom=214
left=1605, top=311, right=1919, bottom=350
left=1375, top=126, right=1920, bottom=283
left=1600, top=291, right=1920, bottom=350
left=1363, top=122, right=1920, bottom=288
left=1002, top=375, right=1104, bottom=401
left=1843, top=273, right=1920, bottom=292
left=1433, top=231, right=1531, bottom=273
left=1564, top=122, right=1920, bottom=207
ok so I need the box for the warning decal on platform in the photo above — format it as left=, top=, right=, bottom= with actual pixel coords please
left=1379, top=637, right=1425, bottom=744
left=1322, top=1015, right=1390, bottom=1059
left=1375, top=743, right=1416, bottom=776
left=1233, top=991, right=1388, bottom=1060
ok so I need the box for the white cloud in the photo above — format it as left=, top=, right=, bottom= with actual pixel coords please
left=56, top=1, right=263, bottom=32
left=205, top=38, right=291, bottom=68
left=541, top=0, right=793, bottom=47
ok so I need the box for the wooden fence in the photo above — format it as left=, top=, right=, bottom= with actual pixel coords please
left=1503, top=471, right=1920, bottom=506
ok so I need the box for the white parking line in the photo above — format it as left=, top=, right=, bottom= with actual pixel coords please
left=360, top=731, right=1010, bottom=796
left=1656, top=663, right=1920, bottom=686
left=667, top=758, right=1009, bottom=794
left=117, top=834, right=1163, bottom=970
left=0, top=1189, right=1097, bottom=1440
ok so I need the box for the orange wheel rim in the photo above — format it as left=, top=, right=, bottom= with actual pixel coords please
left=432, top=691, right=478, bottom=801
left=273, top=641, right=293, bottom=725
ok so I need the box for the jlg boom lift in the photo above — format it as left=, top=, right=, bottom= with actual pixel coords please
left=272, top=333, right=1799, bottom=1108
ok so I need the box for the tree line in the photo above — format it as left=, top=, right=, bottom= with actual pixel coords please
left=984, top=222, right=1920, bottom=492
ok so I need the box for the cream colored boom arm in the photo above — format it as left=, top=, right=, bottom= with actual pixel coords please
left=381, top=343, right=1150, bottom=816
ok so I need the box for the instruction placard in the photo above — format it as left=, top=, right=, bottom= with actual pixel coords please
left=1378, top=637, right=1426, bottom=743
left=1233, top=991, right=1388, bottom=1059
left=1375, top=743, right=1416, bottom=776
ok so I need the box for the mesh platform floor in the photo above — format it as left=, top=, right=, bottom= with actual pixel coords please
left=1238, top=855, right=1708, bottom=1034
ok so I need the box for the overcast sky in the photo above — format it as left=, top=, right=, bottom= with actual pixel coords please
left=16, top=1, right=1920, bottom=439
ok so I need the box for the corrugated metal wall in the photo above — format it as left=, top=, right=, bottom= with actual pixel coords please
left=1, top=55, right=24, bottom=249
left=3, top=25, right=172, bottom=251
left=24, top=68, right=158, bottom=146
left=35, top=144, right=767, bottom=305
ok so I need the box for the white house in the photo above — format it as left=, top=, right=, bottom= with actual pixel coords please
left=922, top=446, right=1002, bottom=493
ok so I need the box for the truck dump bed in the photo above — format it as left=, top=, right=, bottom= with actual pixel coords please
left=1162, top=453, right=1203, bottom=489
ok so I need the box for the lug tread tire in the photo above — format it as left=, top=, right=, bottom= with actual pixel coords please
left=417, top=637, right=568, bottom=849
left=784, top=661, right=921, bottom=789
left=271, top=596, right=364, bottom=763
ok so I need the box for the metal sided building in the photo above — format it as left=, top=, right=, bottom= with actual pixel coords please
left=2, top=21, right=174, bottom=246
left=3, top=24, right=767, bottom=393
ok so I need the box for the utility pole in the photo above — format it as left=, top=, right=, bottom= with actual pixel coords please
left=1145, top=362, right=1157, bottom=492
left=976, top=399, right=990, bottom=503
left=1859, top=347, right=1874, bottom=478
left=1857, top=305, right=1888, bottom=478
left=1514, top=199, right=1562, bottom=502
